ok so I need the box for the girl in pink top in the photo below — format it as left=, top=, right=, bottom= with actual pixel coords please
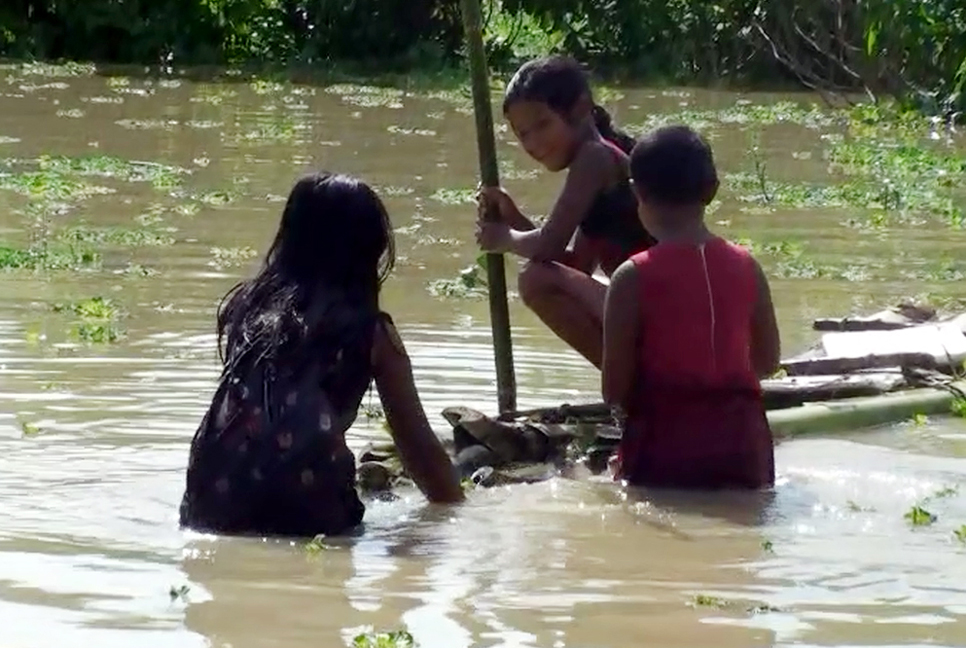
left=602, top=125, right=781, bottom=490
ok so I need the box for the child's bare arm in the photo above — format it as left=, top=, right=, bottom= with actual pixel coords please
left=750, top=259, right=781, bottom=378
left=372, top=318, right=464, bottom=504
left=482, top=144, right=612, bottom=262
left=601, top=260, right=640, bottom=407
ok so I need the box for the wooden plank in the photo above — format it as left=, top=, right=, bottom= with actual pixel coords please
left=782, top=352, right=938, bottom=376
left=821, top=323, right=966, bottom=365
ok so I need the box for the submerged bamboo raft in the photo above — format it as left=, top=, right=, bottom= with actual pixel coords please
left=356, top=302, right=966, bottom=493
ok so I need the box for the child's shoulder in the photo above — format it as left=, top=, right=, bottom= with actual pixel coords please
left=570, top=138, right=623, bottom=174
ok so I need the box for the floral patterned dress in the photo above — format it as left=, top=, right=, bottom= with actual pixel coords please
left=179, top=305, right=384, bottom=538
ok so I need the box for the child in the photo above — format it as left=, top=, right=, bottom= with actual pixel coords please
left=179, top=172, right=464, bottom=538
left=476, top=54, right=656, bottom=370
left=601, top=125, right=781, bottom=490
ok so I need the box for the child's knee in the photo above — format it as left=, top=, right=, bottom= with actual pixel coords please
left=517, top=261, right=557, bottom=305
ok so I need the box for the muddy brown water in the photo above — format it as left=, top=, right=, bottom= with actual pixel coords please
left=0, top=67, right=965, bottom=647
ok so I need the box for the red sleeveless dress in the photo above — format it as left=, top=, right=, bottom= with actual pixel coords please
left=615, top=237, right=775, bottom=490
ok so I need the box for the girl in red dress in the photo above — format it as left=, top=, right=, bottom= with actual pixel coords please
left=602, top=125, right=781, bottom=490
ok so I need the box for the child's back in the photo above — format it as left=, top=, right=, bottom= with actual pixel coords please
left=602, top=126, right=780, bottom=491
left=180, top=172, right=463, bottom=539
left=632, top=238, right=759, bottom=389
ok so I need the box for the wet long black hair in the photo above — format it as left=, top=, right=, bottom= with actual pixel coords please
left=217, top=172, right=395, bottom=369
left=502, top=54, right=636, bottom=154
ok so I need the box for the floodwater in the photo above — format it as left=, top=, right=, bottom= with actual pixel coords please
left=1, top=64, right=965, bottom=648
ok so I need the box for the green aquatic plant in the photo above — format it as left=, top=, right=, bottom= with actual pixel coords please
left=352, top=629, right=415, bottom=648
left=690, top=594, right=729, bottom=609
left=911, top=412, right=929, bottom=426
left=16, top=61, right=96, bottom=77
left=0, top=243, right=100, bottom=272
left=17, top=416, right=41, bottom=437
left=210, top=246, right=259, bottom=269
left=760, top=539, right=774, bottom=553
left=951, top=397, right=966, bottom=419
left=429, top=187, right=476, bottom=205
left=931, top=486, right=960, bottom=500
left=428, top=257, right=489, bottom=299
left=305, top=534, right=333, bottom=556
left=904, top=505, right=937, bottom=527
left=52, top=296, right=121, bottom=320
left=59, top=225, right=175, bottom=247
left=168, top=585, right=190, bottom=602
left=629, top=100, right=837, bottom=134
left=955, top=526, right=966, bottom=544
left=52, top=297, right=125, bottom=344
left=325, top=83, right=405, bottom=109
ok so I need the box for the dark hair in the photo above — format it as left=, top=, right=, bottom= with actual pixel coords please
left=629, top=125, right=718, bottom=205
left=502, top=54, right=636, bottom=154
left=217, top=172, right=395, bottom=367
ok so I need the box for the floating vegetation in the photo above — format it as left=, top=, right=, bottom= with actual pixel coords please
left=326, top=83, right=404, bottom=109
left=16, top=61, right=96, bottom=77
left=630, top=100, right=836, bottom=134
left=59, top=225, right=175, bottom=247
left=429, top=187, right=475, bottom=205
left=82, top=95, right=124, bottom=105
left=387, top=125, right=436, bottom=137
left=190, top=87, right=239, bottom=105
left=210, top=246, right=259, bottom=269
left=351, top=629, right=415, bottom=648
left=690, top=594, right=730, bottom=609
left=428, top=257, right=488, bottom=299
left=0, top=170, right=112, bottom=202
left=955, top=526, right=966, bottom=544
left=733, top=238, right=805, bottom=260
left=904, top=505, right=937, bottom=527
left=499, top=158, right=539, bottom=180
left=911, top=412, right=930, bottom=426
left=169, top=585, right=190, bottom=602
left=304, top=534, right=333, bottom=556
left=117, top=263, right=159, bottom=278
left=931, top=486, right=959, bottom=500
left=196, top=190, right=237, bottom=206
left=846, top=500, right=876, bottom=513
left=228, top=119, right=306, bottom=145
left=952, top=397, right=966, bottom=418
left=52, top=296, right=121, bottom=320
left=18, top=415, right=41, bottom=437
left=1, top=155, right=187, bottom=192
left=53, top=297, right=125, bottom=344
left=0, top=243, right=100, bottom=272
left=375, top=185, right=414, bottom=197
left=250, top=79, right=286, bottom=95
left=115, top=118, right=176, bottom=130
left=761, top=539, right=774, bottom=553
left=55, top=108, right=85, bottom=119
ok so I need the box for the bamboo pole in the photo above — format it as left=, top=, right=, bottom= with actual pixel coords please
left=767, top=380, right=965, bottom=439
left=459, top=0, right=517, bottom=413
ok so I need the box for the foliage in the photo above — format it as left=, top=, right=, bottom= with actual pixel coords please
left=1, top=1, right=964, bottom=117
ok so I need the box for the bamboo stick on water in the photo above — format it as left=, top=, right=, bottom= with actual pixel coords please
left=459, top=0, right=517, bottom=413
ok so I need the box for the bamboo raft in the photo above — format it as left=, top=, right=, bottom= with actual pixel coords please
left=356, top=302, right=966, bottom=493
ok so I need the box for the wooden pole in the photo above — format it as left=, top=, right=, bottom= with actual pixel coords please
left=459, top=0, right=517, bottom=413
